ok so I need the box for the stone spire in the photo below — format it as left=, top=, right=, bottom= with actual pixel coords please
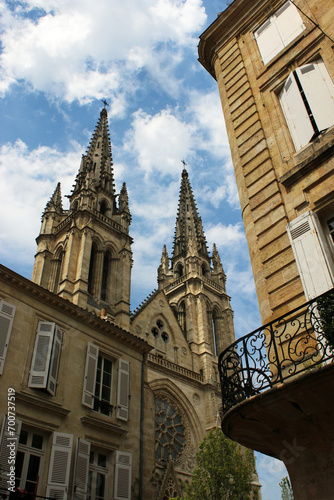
left=172, top=168, right=209, bottom=261
left=70, top=107, right=116, bottom=205
left=44, top=182, right=63, bottom=213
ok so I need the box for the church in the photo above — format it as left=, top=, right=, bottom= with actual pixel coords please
left=0, top=108, right=259, bottom=499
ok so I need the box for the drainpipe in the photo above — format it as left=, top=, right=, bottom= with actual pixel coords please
left=138, top=352, right=146, bottom=500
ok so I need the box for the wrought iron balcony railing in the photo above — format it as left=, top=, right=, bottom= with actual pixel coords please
left=219, top=290, right=334, bottom=414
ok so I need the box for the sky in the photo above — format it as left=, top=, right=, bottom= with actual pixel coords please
left=0, top=0, right=287, bottom=497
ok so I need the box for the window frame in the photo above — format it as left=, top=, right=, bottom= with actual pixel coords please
left=15, top=428, right=47, bottom=495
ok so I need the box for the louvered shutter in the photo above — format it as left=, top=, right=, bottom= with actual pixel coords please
left=46, top=432, right=73, bottom=500
left=82, top=343, right=99, bottom=408
left=279, top=72, right=314, bottom=150
left=287, top=212, right=334, bottom=300
left=254, top=17, right=282, bottom=65
left=0, top=300, right=16, bottom=375
left=73, top=438, right=91, bottom=500
left=274, top=1, right=305, bottom=47
left=114, top=451, right=132, bottom=500
left=296, top=60, right=334, bottom=132
left=47, top=326, right=63, bottom=396
left=116, top=359, right=130, bottom=421
left=0, top=415, right=22, bottom=491
left=28, top=321, right=55, bottom=390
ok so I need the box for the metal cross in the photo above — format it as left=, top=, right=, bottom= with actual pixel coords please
left=101, top=99, right=109, bottom=108
left=181, top=160, right=187, bottom=167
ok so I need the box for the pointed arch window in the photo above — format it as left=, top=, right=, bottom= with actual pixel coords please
left=52, top=248, right=64, bottom=294
left=100, top=201, right=108, bottom=216
left=178, top=301, right=186, bottom=339
left=101, top=251, right=112, bottom=302
left=88, top=243, right=98, bottom=296
left=212, top=307, right=221, bottom=356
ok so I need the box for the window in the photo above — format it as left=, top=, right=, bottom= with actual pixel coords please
left=0, top=300, right=16, bottom=375
left=279, top=59, right=334, bottom=150
left=327, top=217, right=334, bottom=245
left=0, top=416, right=21, bottom=491
left=155, top=395, right=186, bottom=463
left=151, top=319, right=169, bottom=356
left=255, top=1, right=305, bottom=65
left=82, top=344, right=130, bottom=421
left=88, top=449, right=109, bottom=500
left=94, top=356, right=113, bottom=415
left=28, top=321, right=63, bottom=396
left=287, top=211, right=334, bottom=300
left=16, top=429, right=46, bottom=495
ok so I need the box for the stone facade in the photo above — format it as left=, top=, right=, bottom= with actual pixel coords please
left=0, top=109, right=260, bottom=499
left=199, top=0, right=334, bottom=324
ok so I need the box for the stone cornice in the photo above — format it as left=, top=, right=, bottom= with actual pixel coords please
left=0, top=264, right=150, bottom=353
left=16, top=391, right=71, bottom=417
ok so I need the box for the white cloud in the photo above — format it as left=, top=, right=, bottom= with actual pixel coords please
left=205, top=222, right=246, bottom=248
left=124, top=108, right=196, bottom=177
left=0, top=0, right=207, bottom=104
left=0, top=139, right=83, bottom=269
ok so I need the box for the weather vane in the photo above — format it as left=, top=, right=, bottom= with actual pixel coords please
left=101, top=99, right=109, bottom=109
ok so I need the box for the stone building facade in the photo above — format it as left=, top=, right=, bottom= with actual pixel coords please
left=0, top=109, right=259, bottom=499
left=199, top=0, right=334, bottom=323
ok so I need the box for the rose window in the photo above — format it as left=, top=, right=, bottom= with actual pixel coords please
left=155, top=396, right=186, bottom=462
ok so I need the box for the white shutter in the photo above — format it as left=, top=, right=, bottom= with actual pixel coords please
left=82, top=343, right=99, bottom=408
left=73, top=438, right=91, bottom=500
left=47, top=325, right=63, bottom=396
left=255, top=17, right=283, bottom=65
left=46, top=432, right=73, bottom=500
left=116, top=359, right=130, bottom=421
left=0, top=300, right=16, bottom=375
left=0, top=415, right=22, bottom=491
left=274, top=1, right=305, bottom=47
left=296, top=60, right=334, bottom=132
left=114, top=451, right=132, bottom=500
left=28, top=321, right=55, bottom=389
left=287, top=211, right=334, bottom=300
left=279, top=72, right=314, bottom=150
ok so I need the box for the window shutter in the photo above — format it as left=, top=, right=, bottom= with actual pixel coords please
left=28, top=321, right=55, bottom=389
left=114, top=451, right=132, bottom=500
left=287, top=211, right=334, bottom=300
left=0, top=300, right=16, bottom=375
left=279, top=73, right=314, bottom=150
left=82, top=343, right=99, bottom=408
left=274, top=1, right=305, bottom=48
left=46, top=432, right=73, bottom=500
left=0, top=415, right=22, bottom=491
left=47, top=325, right=63, bottom=396
left=296, top=60, right=334, bottom=132
left=73, top=438, right=91, bottom=500
left=116, top=359, right=130, bottom=421
left=255, top=17, right=282, bottom=65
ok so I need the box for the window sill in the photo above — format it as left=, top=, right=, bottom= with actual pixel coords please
left=280, top=126, right=334, bottom=187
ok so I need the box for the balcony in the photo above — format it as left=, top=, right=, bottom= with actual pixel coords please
left=219, top=290, right=334, bottom=414
left=218, top=289, right=334, bottom=500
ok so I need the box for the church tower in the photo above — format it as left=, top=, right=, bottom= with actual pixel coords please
left=31, top=108, right=132, bottom=329
left=157, top=168, right=235, bottom=379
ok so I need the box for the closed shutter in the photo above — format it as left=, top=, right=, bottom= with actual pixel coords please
left=73, top=438, right=91, bottom=500
left=28, top=321, right=55, bottom=390
left=287, top=212, right=334, bottom=300
left=82, top=343, right=99, bottom=408
left=114, top=451, right=132, bottom=500
left=296, top=60, right=334, bottom=132
left=46, top=432, right=73, bottom=500
left=0, top=415, right=22, bottom=491
left=116, top=359, right=130, bottom=421
left=0, top=300, right=16, bottom=375
left=274, top=1, right=305, bottom=47
left=255, top=17, right=282, bottom=65
left=47, top=326, right=63, bottom=396
left=279, top=72, right=314, bottom=150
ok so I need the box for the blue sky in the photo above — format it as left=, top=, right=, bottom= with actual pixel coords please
left=0, top=0, right=287, bottom=497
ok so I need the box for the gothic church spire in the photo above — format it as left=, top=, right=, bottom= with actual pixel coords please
left=172, top=168, right=209, bottom=261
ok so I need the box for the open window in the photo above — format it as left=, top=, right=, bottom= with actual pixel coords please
left=0, top=300, right=16, bottom=375
left=287, top=211, right=334, bottom=300
left=279, top=59, right=334, bottom=150
left=255, top=1, right=305, bottom=65
left=28, top=321, right=63, bottom=396
left=82, top=344, right=130, bottom=421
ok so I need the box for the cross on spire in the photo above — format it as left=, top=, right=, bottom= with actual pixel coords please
left=181, top=159, right=187, bottom=168
left=101, top=99, right=109, bottom=109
